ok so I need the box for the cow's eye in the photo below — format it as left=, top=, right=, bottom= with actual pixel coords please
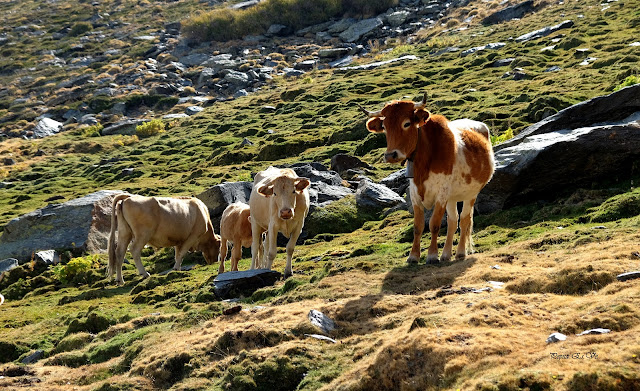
left=402, top=120, right=411, bottom=129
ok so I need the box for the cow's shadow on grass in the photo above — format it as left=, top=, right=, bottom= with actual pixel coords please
left=333, top=256, right=477, bottom=338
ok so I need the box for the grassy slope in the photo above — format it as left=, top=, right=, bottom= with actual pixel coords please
left=1, top=0, right=640, bottom=389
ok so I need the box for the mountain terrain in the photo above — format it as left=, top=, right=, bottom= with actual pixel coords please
left=1, top=0, right=640, bottom=390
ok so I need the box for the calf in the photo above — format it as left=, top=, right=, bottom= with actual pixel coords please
left=360, top=93, right=495, bottom=263
left=107, top=194, right=221, bottom=284
left=218, top=202, right=259, bottom=273
left=248, top=167, right=310, bottom=278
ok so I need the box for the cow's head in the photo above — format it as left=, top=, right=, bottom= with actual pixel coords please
left=258, top=175, right=310, bottom=220
left=359, top=93, right=430, bottom=164
left=199, top=224, right=221, bottom=265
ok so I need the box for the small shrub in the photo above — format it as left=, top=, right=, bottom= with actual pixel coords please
left=135, top=119, right=165, bottom=138
left=69, top=22, right=93, bottom=37
left=491, top=127, right=514, bottom=145
left=614, top=75, right=640, bottom=91
left=81, top=124, right=103, bottom=137
left=51, top=255, right=99, bottom=284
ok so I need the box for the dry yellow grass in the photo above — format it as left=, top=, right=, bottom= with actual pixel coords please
left=2, top=223, right=637, bottom=390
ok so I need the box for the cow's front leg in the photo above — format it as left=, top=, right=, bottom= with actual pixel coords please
left=427, top=202, right=446, bottom=264
left=284, top=226, right=302, bottom=278
left=218, top=238, right=228, bottom=274
left=408, top=204, right=425, bottom=264
left=264, top=225, right=278, bottom=270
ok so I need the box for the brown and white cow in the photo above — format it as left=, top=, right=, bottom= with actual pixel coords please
left=248, top=166, right=310, bottom=278
left=107, top=194, right=221, bottom=284
left=360, top=93, right=494, bottom=264
left=218, top=202, right=260, bottom=274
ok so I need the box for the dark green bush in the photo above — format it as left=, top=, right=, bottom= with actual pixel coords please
left=69, top=22, right=93, bottom=37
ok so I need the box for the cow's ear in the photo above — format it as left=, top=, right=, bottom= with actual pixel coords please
left=414, top=108, right=430, bottom=126
left=366, top=117, right=384, bottom=133
left=295, top=178, right=310, bottom=192
left=258, top=184, right=274, bottom=197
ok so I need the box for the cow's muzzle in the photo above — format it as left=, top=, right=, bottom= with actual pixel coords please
left=384, top=150, right=404, bottom=164
left=280, top=208, right=294, bottom=220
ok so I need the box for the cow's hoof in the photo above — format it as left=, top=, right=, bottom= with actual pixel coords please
left=455, top=253, right=466, bottom=261
left=440, top=253, right=452, bottom=262
left=407, top=255, right=419, bottom=264
left=283, top=271, right=293, bottom=279
left=426, top=254, right=440, bottom=264
left=140, top=272, right=151, bottom=279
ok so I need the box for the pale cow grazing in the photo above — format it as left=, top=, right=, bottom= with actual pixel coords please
left=359, top=93, right=495, bottom=264
left=218, top=202, right=259, bottom=274
left=108, top=194, right=221, bottom=285
left=249, top=167, right=310, bottom=278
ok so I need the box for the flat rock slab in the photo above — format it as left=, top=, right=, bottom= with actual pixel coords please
left=308, top=309, right=336, bottom=334
left=617, top=271, right=640, bottom=281
left=213, top=269, right=282, bottom=299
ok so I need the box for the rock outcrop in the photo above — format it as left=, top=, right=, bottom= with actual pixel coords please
left=477, top=85, right=640, bottom=213
left=0, top=190, right=125, bottom=262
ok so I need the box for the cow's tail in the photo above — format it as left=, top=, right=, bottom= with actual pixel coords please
left=107, top=194, right=131, bottom=279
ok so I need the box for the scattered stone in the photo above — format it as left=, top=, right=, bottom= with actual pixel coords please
left=240, top=138, right=254, bottom=146
left=491, top=58, right=515, bottom=67
left=266, top=24, right=292, bottom=37
left=185, top=106, right=204, bottom=115
left=305, top=334, right=338, bottom=344
left=380, top=169, right=409, bottom=195
left=223, top=305, right=242, bottom=315
left=179, top=53, right=209, bottom=67
left=387, top=10, right=411, bottom=27
left=515, top=20, right=574, bottom=42
left=616, top=271, right=640, bottom=282
left=212, top=269, right=282, bottom=299
left=120, top=168, right=135, bottom=176
left=21, top=350, right=44, bottom=365
left=546, top=332, right=567, bottom=343
left=330, top=154, right=372, bottom=174
left=163, top=113, right=189, bottom=119
left=101, top=119, right=148, bottom=136
left=545, top=65, right=562, bottom=72
left=577, top=328, right=611, bottom=336
left=335, top=55, right=418, bottom=72
left=483, top=0, right=535, bottom=25
left=33, top=118, right=63, bottom=138
left=308, top=309, right=336, bottom=334
left=3, top=158, right=15, bottom=166
left=339, top=18, right=383, bottom=43
left=0, top=258, right=19, bottom=273
left=318, top=48, right=350, bottom=59
left=34, top=250, right=60, bottom=265
left=460, top=42, right=506, bottom=57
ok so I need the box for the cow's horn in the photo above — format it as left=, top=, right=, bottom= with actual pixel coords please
left=356, top=103, right=382, bottom=118
left=414, top=92, right=427, bottom=109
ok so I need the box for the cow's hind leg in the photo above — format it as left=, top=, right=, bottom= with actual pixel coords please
left=114, top=229, right=132, bottom=285
left=230, top=242, right=242, bottom=272
left=218, top=238, right=228, bottom=274
left=441, top=201, right=459, bottom=262
left=456, top=198, right=476, bottom=260
left=250, top=222, right=264, bottom=269
left=427, top=202, right=446, bottom=264
left=129, top=239, right=151, bottom=279
left=408, top=204, right=425, bottom=264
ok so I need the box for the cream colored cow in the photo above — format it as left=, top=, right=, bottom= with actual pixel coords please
left=248, top=167, right=310, bottom=278
left=218, top=202, right=259, bottom=274
left=107, top=194, right=221, bottom=285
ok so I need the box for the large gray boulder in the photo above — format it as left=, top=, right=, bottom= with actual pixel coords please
left=477, top=85, right=640, bottom=213
left=196, top=181, right=253, bottom=225
left=355, top=179, right=405, bottom=211
left=0, top=190, right=126, bottom=262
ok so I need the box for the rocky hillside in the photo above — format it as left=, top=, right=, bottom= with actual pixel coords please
left=1, top=0, right=640, bottom=389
